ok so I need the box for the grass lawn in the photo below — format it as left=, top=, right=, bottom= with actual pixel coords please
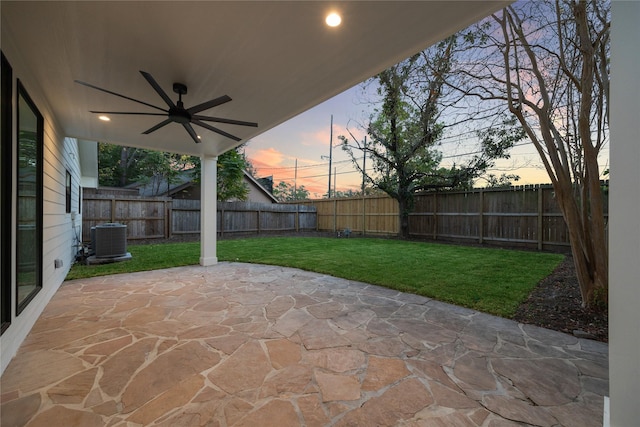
left=65, top=237, right=563, bottom=318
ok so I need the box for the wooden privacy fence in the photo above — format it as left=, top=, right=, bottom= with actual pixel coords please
left=294, top=184, right=609, bottom=251
left=82, top=195, right=171, bottom=242
left=295, top=196, right=399, bottom=236
left=82, top=195, right=316, bottom=241
left=171, top=200, right=317, bottom=237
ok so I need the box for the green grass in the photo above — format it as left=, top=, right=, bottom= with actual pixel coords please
left=66, top=237, right=563, bottom=318
left=64, top=242, right=201, bottom=280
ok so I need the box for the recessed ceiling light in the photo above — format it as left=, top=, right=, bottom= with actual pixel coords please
left=98, top=115, right=111, bottom=122
left=326, top=12, right=341, bottom=27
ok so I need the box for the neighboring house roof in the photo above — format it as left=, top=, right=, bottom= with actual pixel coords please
left=132, top=170, right=195, bottom=198
left=132, top=170, right=278, bottom=203
left=242, top=171, right=279, bottom=203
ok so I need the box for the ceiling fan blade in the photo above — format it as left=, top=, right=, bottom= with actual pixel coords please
left=192, top=119, right=241, bottom=142
left=90, top=111, right=168, bottom=116
left=139, top=71, right=176, bottom=109
left=192, top=115, right=258, bottom=127
left=75, top=80, right=167, bottom=113
left=187, top=95, right=232, bottom=115
left=182, top=123, right=201, bottom=144
left=142, top=118, right=173, bottom=134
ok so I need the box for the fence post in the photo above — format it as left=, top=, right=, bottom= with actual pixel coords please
left=111, top=198, right=116, bottom=223
left=432, top=193, right=437, bottom=240
left=333, top=199, right=337, bottom=234
left=220, top=207, right=224, bottom=237
left=362, top=195, right=366, bottom=237
left=313, top=201, right=318, bottom=232
left=479, top=189, right=484, bottom=244
left=166, top=199, right=171, bottom=239
left=296, top=204, right=299, bottom=232
left=537, top=186, right=544, bottom=250
left=257, top=209, right=261, bottom=234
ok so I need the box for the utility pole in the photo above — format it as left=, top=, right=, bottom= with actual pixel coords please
left=362, top=136, right=367, bottom=237
left=328, top=115, right=333, bottom=198
left=361, top=136, right=367, bottom=193
left=294, top=158, right=298, bottom=200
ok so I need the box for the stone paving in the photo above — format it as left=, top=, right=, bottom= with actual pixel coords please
left=0, top=263, right=608, bottom=426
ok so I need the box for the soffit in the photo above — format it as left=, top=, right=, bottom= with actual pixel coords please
left=1, top=1, right=510, bottom=156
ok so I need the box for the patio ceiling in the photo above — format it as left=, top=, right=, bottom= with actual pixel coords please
left=1, top=1, right=510, bottom=157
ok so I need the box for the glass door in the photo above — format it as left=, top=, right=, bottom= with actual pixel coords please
left=16, top=80, right=43, bottom=314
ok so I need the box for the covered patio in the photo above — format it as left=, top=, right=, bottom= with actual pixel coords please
left=1, top=263, right=608, bottom=426
left=2, top=1, right=639, bottom=425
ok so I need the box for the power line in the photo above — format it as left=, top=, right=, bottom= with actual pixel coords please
left=253, top=120, right=608, bottom=173
left=273, top=170, right=360, bottom=181
left=253, top=159, right=352, bottom=172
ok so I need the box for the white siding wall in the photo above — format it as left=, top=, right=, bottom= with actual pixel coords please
left=0, top=43, right=83, bottom=374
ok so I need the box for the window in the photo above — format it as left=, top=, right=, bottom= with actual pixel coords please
left=66, top=170, right=71, bottom=213
left=16, top=80, right=43, bottom=314
left=1, top=52, right=12, bottom=333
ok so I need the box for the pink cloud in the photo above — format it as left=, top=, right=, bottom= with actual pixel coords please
left=250, top=147, right=286, bottom=165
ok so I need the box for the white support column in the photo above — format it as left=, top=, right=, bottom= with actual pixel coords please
left=609, top=1, right=640, bottom=426
left=200, top=155, right=218, bottom=266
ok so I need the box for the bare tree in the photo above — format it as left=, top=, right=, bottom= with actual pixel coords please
left=452, top=0, right=609, bottom=308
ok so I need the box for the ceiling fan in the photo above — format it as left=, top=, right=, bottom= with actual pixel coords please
left=75, top=71, right=258, bottom=144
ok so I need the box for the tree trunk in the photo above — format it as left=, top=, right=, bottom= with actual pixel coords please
left=397, top=197, right=410, bottom=239
left=119, top=147, right=128, bottom=187
left=494, top=2, right=609, bottom=309
left=572, top=0, right=608, bottom=308
left=553, top=179, right=608, bottom=309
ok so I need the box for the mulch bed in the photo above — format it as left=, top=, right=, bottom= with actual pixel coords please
left=513, top=255, right=608, bottom=342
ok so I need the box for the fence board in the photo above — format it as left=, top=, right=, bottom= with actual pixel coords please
left=83, top=194, right=317, bottom=241
left=290, top=184, right=608, bottom=251
left=82, top=195, right=171, bottom=241
left=84, top=183, right=608, bottom=252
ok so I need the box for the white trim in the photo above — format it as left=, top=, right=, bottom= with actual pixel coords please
left=609, top=1, right=640, bottom=425
left=199, top=155, right=218, bottom=266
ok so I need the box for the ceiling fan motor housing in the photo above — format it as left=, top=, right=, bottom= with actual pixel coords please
left=173, top=82, right=187, bottom=95
left=169, top=105, right=191, bottom=124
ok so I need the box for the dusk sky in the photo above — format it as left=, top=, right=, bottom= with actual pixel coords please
left=245, top=85, right=370, bottom=198
left=245, top=82, right=610, bottom=198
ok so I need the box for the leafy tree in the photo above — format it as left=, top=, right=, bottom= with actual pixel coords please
left=98, top=143, right=252, bottom=201
left=466, top=116, right=524, bottom=188
left=136, top=151, right=193, bottom=195
left=216, top=149, right=249, bottom=201
left=450, top=0, right=610, bottom=308
left=340, top=37, right=519, bottom=238
left=340, top=43, right=449, bottom=238
left=243, top=150, right=259, bottom=178
left=272, top=181, right=309, bottom=202
left=97, top=143, right=140, bottom=187
left=333, top=189, right=362, bottom=198
left=480, top=173, right=520, bottom=188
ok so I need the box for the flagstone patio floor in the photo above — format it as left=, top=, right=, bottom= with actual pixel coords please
left=1, top=263, right=608, bottom=426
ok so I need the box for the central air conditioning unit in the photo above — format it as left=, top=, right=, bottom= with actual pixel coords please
left=92, top=223, right=127, bottom=258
